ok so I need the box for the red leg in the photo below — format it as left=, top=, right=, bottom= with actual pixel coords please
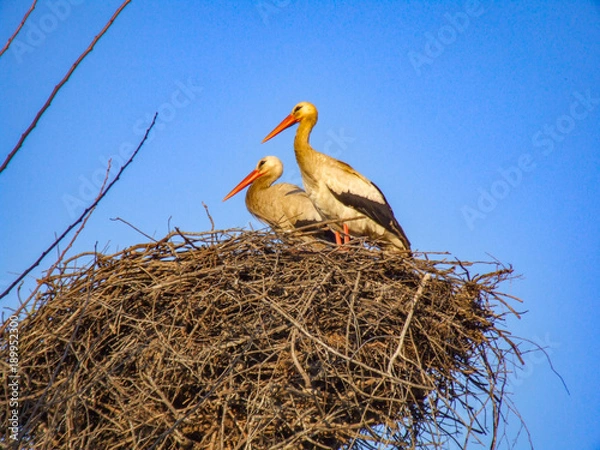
left=343, top=223, right=350, bottom=244
left=335, top=231, right=342, bottom=246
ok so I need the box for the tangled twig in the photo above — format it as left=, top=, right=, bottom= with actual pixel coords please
left=1, top=229, right=528, bottom=449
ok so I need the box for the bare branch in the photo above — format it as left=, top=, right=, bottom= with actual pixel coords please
left=202, top=202, right=215, bottom=231
left=0, top=0, right=132, bottom=174
left=110, top=217, right=157, bottom=242
left=0, top=0, right=38, bottom=58
left=387, top=272, right=431, bottom=374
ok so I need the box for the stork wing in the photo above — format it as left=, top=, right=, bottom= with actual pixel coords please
left=325, top=161, right=411, bottom=247
left=265, top=183, right=336, bottom=242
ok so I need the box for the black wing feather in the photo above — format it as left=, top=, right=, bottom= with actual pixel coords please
left=327, top=182, right=411, bottom=248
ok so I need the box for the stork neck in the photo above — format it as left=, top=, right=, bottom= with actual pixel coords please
left=253, top=173, right=277, bottom=191
left=294, top=118, right=317, bottom=157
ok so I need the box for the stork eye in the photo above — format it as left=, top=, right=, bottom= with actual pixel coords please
left=258, top=160, right=266, bottom=168
left=293, top=105, right=302, bottom=113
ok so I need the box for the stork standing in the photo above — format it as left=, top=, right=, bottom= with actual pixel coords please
left=223, top=155, right=335, bottom=243
left=262, top=102, right=411, bottom=253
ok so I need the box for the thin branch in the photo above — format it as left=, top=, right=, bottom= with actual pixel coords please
left=110, top=217, right=157, bottom=242
left=0, top=0, right=132, bottom=174
left=518, top=336, right=570, bottom=395
left=387, top=272, right=431, bottom=374
left=0, top=113, right=157, bottom=309
left=290, top=328, right=312, bottom=390
left=0, top=0, right=38, bottom=58
left=202, top=202, right=215, bottom=231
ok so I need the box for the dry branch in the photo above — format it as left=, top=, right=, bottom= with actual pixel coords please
left=0, top=0, right=38, bottom=58
left=0, top=0, right=132, bottom=174
left=0, top=229, right=527, bottom=449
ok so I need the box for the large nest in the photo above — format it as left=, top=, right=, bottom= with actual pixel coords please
left=1, top=229, right=524, bottom=449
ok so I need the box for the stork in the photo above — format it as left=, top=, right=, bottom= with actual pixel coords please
left=262, top=102, right=411, bottom=253
left=223, top=155, right=335, bottom=243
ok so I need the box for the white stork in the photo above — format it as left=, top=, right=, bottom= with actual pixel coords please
left=262, top=102, right=411, bottom=253
left=223, top=155, right=335, bottom=243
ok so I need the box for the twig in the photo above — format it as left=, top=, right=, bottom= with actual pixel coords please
left=110, top=217, right=157, bottom=242
left=0, top=0, right=37, bottom=58
left=518, top=337, right=570, bottom=395
left=0, top=0, right=132, bottom=174
left=290, top=329, right=312, bottom=390
left=202, top=202, right=215, bottom=231
left=387, top=272, right=431, bottom=374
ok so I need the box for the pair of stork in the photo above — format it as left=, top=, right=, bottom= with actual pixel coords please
left=223, top=102, right=411, bottom=254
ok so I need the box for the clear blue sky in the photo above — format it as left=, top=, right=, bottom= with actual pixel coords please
left=1, top=1, right=599, bottom=448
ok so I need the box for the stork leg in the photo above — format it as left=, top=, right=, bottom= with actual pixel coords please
left=343, top=223, right=350, bottom=244
left=334, top=224, right=351, bottom=246
left=335, top=231, right=342, bottom=246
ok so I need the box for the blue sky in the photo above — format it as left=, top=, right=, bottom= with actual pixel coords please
left=1, top=1, right=599, bottom=448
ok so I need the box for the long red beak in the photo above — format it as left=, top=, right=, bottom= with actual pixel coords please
left=223, top=169, right=263, bottom=201
left=262, top=113, right=299, bottom=143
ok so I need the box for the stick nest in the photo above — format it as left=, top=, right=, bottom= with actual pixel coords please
left=1, top=229, right=524, bottom=449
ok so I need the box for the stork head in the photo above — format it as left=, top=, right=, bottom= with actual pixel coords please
left=223, top=156, right=283, bottom=201
left=255, top=155, right=283, bottom=180
left=262, top=101, right=318, bottom=143
left=289, top=101, right=318, bottom=122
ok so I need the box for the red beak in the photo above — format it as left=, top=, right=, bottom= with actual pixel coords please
left=262, top=113, right=299, bottom=143
left=223, top=169, right=263, bottom=201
